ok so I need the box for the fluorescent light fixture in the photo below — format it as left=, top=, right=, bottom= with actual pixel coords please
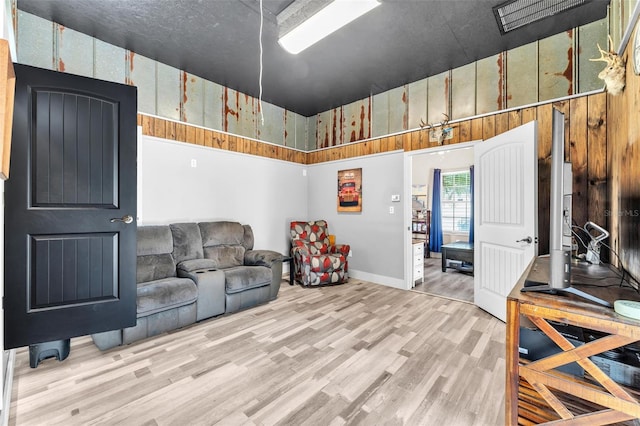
left=493, top=0, right=589, bottom=34
left=278, top=0, right=380, bottom=54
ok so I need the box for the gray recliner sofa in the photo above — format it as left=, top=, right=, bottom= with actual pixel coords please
left=92, top=221, right=282, bottom=350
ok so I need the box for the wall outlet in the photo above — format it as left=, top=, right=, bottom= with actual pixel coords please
left=348, top=249, right=353, bottom=257
left=190, top=159, right=197, bottom=168
left=389, top=206, right=395, bottom=214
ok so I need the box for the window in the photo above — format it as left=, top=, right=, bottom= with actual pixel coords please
left=441, top=170, right=471, bottom=233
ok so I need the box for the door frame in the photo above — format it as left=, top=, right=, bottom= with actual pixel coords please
left=403, top=141, right=479, bottom=290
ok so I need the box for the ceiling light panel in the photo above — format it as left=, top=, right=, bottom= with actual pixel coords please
left=277, top=0, right=380, bottom=54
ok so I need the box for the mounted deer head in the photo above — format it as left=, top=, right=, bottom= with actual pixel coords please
left=589, top=35, right=625, bottom=96
left=420, top=113, right=452, bottom=144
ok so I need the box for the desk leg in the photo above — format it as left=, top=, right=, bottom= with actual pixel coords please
left=505, top=298, right=520, bottom=426
left=442, top=248, right=447, bottom=272
left=289, top=257, right=294, bottom=286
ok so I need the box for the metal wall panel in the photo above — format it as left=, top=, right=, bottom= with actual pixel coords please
left=427, top=71, right=449, bottom=124
left=317, top=110, right=333, bottom=148
left=94, top=39, right=126, bottom=84
left=451, top=63, right=476, bottom=120
left=204, top=79, right=223, bottom=131
left=342, top=97, right=370, bottom=143
left=224, top=87, right=256, bottom=139
left=506, top=43, right=538, bottom=108
left=17, top=11, right=53, bottom=70
left=258, top=101, right=284, bottom=145
left=156, top=62, right=181, bottom=121
left=371, top=91, right=389, bottom=137
left=127, top=52, right=156, bottom=115
left=56, top=24, right=93, bottom=77
left=182, top=72, right=204, bottom=126
left=539, top=31, right=573, bottom=102
left=577, top=19, right=609, bottom=93
left=408, top=78, right=428, bottom=130
left=286, top=110, right=308, bottom=149
left=306, top=115, right=316, bottom=150
left=387, top=85, right=408, bottom=134
left=476, top=53, right=503, bottom=115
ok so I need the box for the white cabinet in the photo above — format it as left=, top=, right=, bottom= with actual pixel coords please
left=412, top=242, right=424, bottom=286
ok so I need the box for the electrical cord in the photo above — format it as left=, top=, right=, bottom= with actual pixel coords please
left=568, top=221, right=640, bottom=293
left=258, top=0, right=265, bottom=126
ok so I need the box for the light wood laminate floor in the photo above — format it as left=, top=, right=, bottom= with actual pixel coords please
left=9, top=279, right=505, bottom=426
left=413, top=258, right=474, bottom=303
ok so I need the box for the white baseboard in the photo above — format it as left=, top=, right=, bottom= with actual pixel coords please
left=349, top=269, right=407, bottom=290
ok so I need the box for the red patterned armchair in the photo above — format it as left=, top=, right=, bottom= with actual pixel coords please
left=290, top=220, right=350, bottom=286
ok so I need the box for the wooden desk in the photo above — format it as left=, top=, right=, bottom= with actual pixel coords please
left=441, top=241, right=473, bottom=273
left=506, top=256, right=640, bottom=425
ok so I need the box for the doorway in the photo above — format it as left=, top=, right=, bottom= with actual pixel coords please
left=405, top=144, right=475, bottom=303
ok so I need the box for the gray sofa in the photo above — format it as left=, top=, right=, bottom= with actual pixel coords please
left=92, top=221, right=283, bottom=350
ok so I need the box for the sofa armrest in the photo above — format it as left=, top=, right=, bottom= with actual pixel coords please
left=176, top=258, right=219, bottom=275
left=244, top=249, right=284, bottom=268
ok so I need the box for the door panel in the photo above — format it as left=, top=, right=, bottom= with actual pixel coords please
left=4, top=64, right=137, bottom=349
left=474, top=121, right=537, bottom=322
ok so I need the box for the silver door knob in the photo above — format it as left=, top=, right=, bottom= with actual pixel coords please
left=110, top=215, right=134, bottom=224
left=516, top=236, right=532, bottom=244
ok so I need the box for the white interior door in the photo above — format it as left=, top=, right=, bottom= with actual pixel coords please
left=474, top=121, right=538, bottom=321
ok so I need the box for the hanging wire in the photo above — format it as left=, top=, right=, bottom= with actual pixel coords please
left=258, top=0, right=265, bottom=126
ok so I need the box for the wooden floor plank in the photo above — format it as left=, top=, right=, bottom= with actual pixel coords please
left=9, top=279, right=505, bottom=425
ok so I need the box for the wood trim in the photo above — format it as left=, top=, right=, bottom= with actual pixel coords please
left=0, top=39, right=15, bottom=180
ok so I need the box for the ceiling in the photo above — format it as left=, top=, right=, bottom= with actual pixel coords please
left=17, top=0, right=610, bottom=117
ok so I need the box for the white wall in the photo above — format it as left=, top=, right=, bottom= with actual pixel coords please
left=307, top=151, right=405, bottom=287
left=138, top=135, right=308, bottom=256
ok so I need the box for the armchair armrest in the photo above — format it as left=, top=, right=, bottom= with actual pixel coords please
left=244, top=249, right=284, bottom=268
left=331, top=244, right=350, bottom=257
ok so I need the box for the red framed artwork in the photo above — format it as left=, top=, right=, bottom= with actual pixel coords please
left=337, top=168, right=362, bottom=212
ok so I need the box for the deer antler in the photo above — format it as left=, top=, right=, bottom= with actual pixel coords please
left=589, top=35, right=625, bottom=95
left=419, top=113, right=450, bottom=130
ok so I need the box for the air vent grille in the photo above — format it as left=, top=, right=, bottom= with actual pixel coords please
left=494, top=0, right=589, bottom=34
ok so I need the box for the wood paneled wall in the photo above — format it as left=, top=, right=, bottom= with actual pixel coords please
left=138, top=115, right=306, bottom=164
left=140, top=91, right=609, bottom=256
left=608, top=21, right=640, bottom=281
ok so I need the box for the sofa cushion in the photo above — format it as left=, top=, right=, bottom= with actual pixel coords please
left=170, top=223, right=204, bottom=263
left=242, top=224, right=254, bottom=250
left=136, top=277, right=198, bottom=317
left=224, top=265, right=271, bottom=294
left=199, top=221, right=244, bottom=247
left=204, top=245, right=245, bottom=269
left=137, top=253, right=176, bottom=283
left=176, top=258, right=219, bottom=274
left=137, top=225, right=173, bottom=256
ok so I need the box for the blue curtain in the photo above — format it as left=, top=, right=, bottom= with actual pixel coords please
left=430, top=169, right=443, bottom=252
left=469, top=165, right=475, bottom=244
